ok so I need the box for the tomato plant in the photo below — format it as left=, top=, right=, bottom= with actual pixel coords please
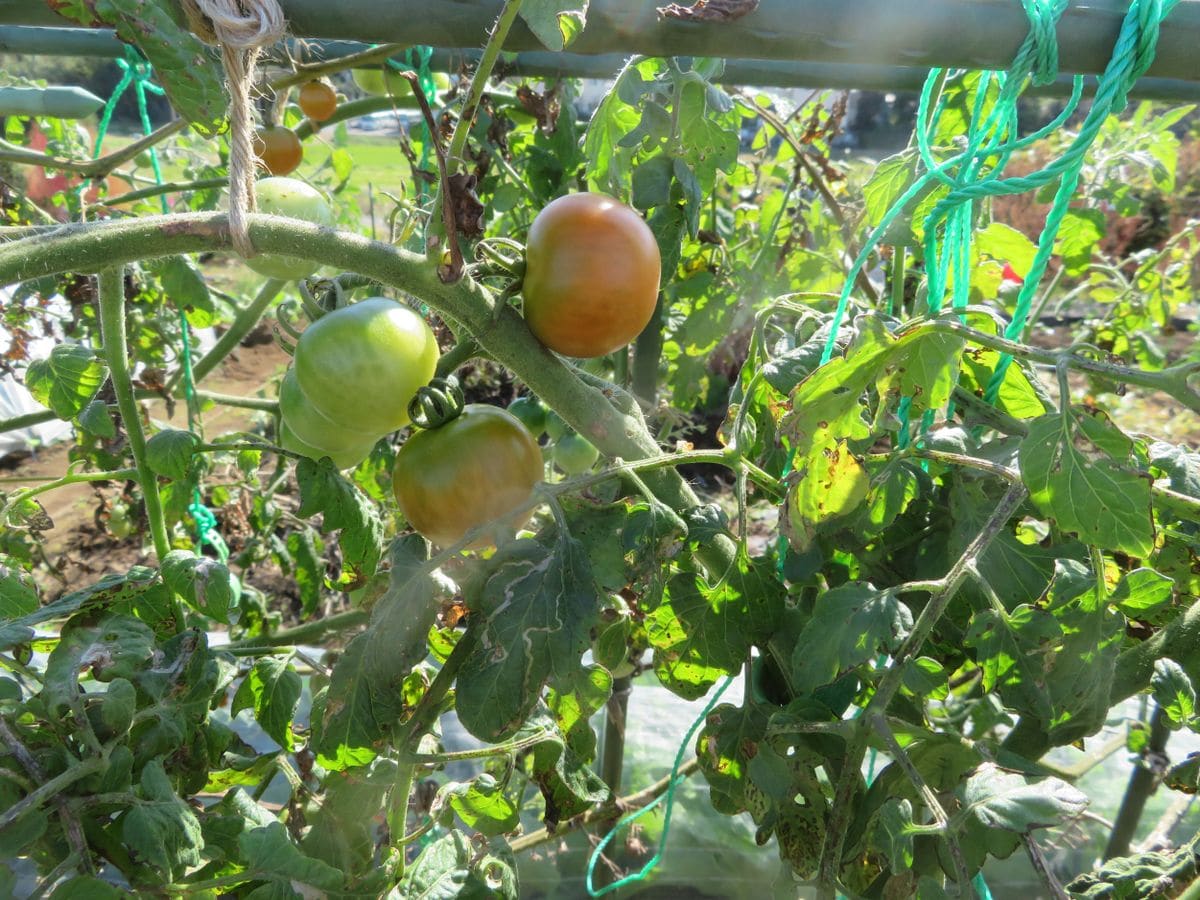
left=522, top=192, right=661, bottom=358
left=393, top=403, right=543, bottom=547
left=253, top=125, right=303, bottom=175
left=1, top=6, right=1200, bottom=900
left=298, top=79, right=337, bottom=122
left=293, top=297, right=440, bottom=434
left=352, top=67, right=451, bottom=103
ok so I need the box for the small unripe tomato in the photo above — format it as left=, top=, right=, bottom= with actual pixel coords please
left=507, top=395, right=547, bottom=437
left=253, top=126, right=303, bottom=176
left=522, top=192, right=661, bottom=358
left=545, top=410, right=569, bottom=442
left=298, top=80, right=338, bottom=122
left=293, top=298, right=439, bottom=435
left=279, top=420, right=375, bottom=471
left=245, top=177, right=334, bottom=281
left=352, top=68, right=451, bottom=104
left=278, top=367, right=379, bottom=453
left=392, top=405, right=543, bottom=548
left=553, top=432, right=599, bottom=475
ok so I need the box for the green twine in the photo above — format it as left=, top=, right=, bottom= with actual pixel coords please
left=584, top=675, right=734, bottom=897
left=92, top=46, right=227, bottom=562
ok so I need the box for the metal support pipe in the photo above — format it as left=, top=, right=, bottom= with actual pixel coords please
left=3, top=0, right=1200, bottom=82
left=3, top=27, right=1200, bottom=101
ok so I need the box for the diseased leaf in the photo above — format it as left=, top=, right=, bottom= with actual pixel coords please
left=448, top=776, right=520, bottom=837
left=296, top=457, right=384, bottom=589
left=239, top=822, right=344, bottom=893
left=122, top=758, right=204, bottom=879
left=457, top=536, right=597, bottom=741
left=161, top=550, right=241, bottom=623
left=400, top=831, right=518, bottom=899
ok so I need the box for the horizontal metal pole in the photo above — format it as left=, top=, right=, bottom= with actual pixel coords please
left=4, top=26, right=1200, bottom=103
left=4, top=0, right=1200, bottom=82
left=0, top=85, right=103, bottom=118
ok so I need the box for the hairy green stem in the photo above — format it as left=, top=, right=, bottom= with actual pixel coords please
left=0, top=119, right=186, bottom=178
left=103, top=177, right=228, bottom=208
left=0, top=756, right=103, bottom=832
left=97, top=267, right=170, bottom=559
left=226, top=608, right=369, bottom=651
left=446, top=0, right=525, bottom=168
left=274, top=42, right=408, bottom=91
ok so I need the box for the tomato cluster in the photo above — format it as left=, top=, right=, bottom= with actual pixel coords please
left=278, top=298, right=439, bottom=470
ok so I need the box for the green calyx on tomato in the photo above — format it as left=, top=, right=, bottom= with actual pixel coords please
left=522, top=192, right=661, bottom=359
left=352, top=67, right=451, bottom=104
left=553, top=432, right=599, bottom=475
left=279, top=420, right=375, bottom=470
left=293, top=297, right=439, bottom=435
left=244, top=177, right=334, bottom=281
left=392, top=404, right=543, bottom=548
left=279, top=367, right=378, bottom=453
left=507, top=395, right=547, bottom=437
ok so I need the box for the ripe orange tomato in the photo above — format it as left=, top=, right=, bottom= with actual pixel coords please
left=298, top=81, right=338, bottom=122
left=522, top=193, right=661, bottom=358
left=392, top=405, right=543, bottom=548
left=253, top=126, right=303, bottom=176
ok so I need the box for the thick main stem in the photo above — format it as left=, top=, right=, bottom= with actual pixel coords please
left=97, top=267, right=170, bottom=560
left=1103, top=704, right=1171, bottom=861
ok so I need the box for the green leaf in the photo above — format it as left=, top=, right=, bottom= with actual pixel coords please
left=24, top=344, right=107, bottom=420
left=49, top=876, right=124, bottom=900
left=457, top=536, right=597, bottom=741
left=863, top=149, right=918, bottom=228
left=519, top=704, right=609, bottom=827
left=161, top=550, right=241, bottom=623
left=0, top=565, right=38, bottom=619
left=1151, top=658, right=1196, bottom=728
left=0, top=780, right=46, bottom=856
left=233, top=656, right=301, bottom=750
left=76, top=398, right=116, bottom=439
left=582, top=65, right=643, bottom=195
left=156, top=254, right=214, bottom=328
left=975, top=222, right=1038, bottom=277
left=648, top=554, right=784, bottom=699
left=1019, top=413, right=1154, bottom=557
left=239, top=821, right=344, bottom=893
left=873, top=798, right=916, bottom=872
left=880, top=331, right=965, bottom=416
left=145, top=429, right=200, bottom=481
left=301, top=758, right=393, bottom=876
left=962, top=763, right=1088, bottom=833
left=400, top=831, right=517, bottom=899
left=1055, top=208, right=1105, bottom=277
left=91, top=0, right=227, bottom=136
left=296, top=457, right=384, bottom=588
left=314, top=537, right=434, bottom=770
left=960, top=347, right=1046, bottom=420
left=520, top=0, right=589, bottom=51
left=448, top=776, right=520, bottom=837
left=1111, top=567, right=1175, bottom=618
left=963, top=605, right=1058, bottom=721
left=790, top=583, right=912, bottom=695
left=122, top=758, right=204, bottom=879
left=631, top=152, right=673, bottom=211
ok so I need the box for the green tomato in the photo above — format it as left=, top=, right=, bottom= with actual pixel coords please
left=245, top=177, right=334, bottom=281
left=278, top=367, right=379, bottom=453
left=107, top=502, right=133, bottom=540
left=545, top=410, right=569, bottom=441
left=293, top=297, right=439, bottom=435
left=279, top=420, right=375, bottom=470
left=352, top=67, right=451, bottom=104
left=553, top=432, right=599, bottom=475
left=507, top=395, right=547, bottom=437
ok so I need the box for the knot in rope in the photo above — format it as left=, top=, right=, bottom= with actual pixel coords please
left=1020, top=0, right=1068, bottom=86
left=187, top=0, right=287, bottom=260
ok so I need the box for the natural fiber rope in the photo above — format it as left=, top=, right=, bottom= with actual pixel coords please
left=184, top=0, right=287, bottom=259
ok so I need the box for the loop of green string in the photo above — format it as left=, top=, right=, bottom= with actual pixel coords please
left=92, top=46, right=227, bottom=562
left=584, top=675, right=734, bottom=897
